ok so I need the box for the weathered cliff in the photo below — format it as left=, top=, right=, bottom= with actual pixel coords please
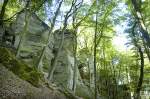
left=0, top=47, right=76, bottom=99
left=0, top=10, right=94, bottom=99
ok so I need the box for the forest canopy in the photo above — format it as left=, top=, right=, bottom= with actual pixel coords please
left=0, top=0, right=150, bottom=99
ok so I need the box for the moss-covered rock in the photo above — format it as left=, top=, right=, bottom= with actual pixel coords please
left=75, top=82, right=94, bottom=99
left=0, top=47, right=80, bottom=99
left=0, top=65, right=68, bottom=99
left=0, top=47, right=42, bottom=87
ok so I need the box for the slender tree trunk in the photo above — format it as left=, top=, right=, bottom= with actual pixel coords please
left=72, top=35, right=77, bottom=92
left=72, top=1, right=84, bottom=90
left=131, top=0, right=150, bottom=48
left=47, top=0, right=82, bottom=83
left=72, top=4, right=77, bottom=92
left=94, top=2, right=98, bottom=98
left=143, top=42, right=150, bottom=62
left=134, top=47, right=144, bottom=99
left=36, top=0, right=63, bottom=69
left=16, top=0, right=30, bottom=57
left=16, top=10, right=29, bottom=57
left=47, top=25, right=66, bottom=80
left=36, top=46, right=46, bottom=69
left=0, top=0, right=9, bottom=25
left=0, top=0, right=9, bottom=42
left=87, top=58, right=91, bottom=88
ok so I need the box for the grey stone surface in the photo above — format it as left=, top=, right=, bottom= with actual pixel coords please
left=52, top=30, right=75, bottom=90
left=10, top=10, right=54, bottom=66
left=52, top=30, right=94, bottom=99
left=2, top=10, right=93, bottom=99
left=0, top=64, right=67, bottom=99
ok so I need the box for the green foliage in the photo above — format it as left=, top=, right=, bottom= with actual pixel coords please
left=1, top=0, right=150, bottom=98
left=0, top=47, right=42, bottom=87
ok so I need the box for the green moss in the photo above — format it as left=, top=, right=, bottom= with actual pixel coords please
left=0, top=47, right=42, bottom=87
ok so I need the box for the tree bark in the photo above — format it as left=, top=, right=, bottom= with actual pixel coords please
left=16, top=0, right=30, bottom=57
left=47, top=0, right=82, bottom=84
left=94, top=3, right=98, bottom=99
left=0, top=0, right=9, bottom=25
left=131, top=0, right=150, bottom=48
left=0, top=0, right=9, bottom=42
left=134, top=47, right=144, bottom=99
left=16, top=10, right=29, bottom=57
left=72, top=0, right=83, bottom=92
left=36, top=0, right=63, bottom=69
left=47, top=25, right=66, bottom=80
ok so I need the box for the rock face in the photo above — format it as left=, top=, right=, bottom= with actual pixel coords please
left=0, top=65, right=67, bottom=99
left=51, top=30, right=76, bottom=89
left=52, top=30, right=94, bottom=99
left=1, top=10, right=93, bottom=99
left=10, top=10, right=53, bottom=66
left=0, top=47, right=80, bottom=99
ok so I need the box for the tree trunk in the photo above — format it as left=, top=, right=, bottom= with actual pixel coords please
left=36, top=0, right=63, bottom=69
left=16, top=0, right=30, bottom=57
left=72, top=35, right=77, bottom=92
left=94, top=3, right=98, bottom=99
left=47, top=0, right=81, bottom=82
left=0, top=0, right=9, bottom=42
left=134, top=47, right=144, bottom=99
left=131, top=0, right=150, bottom=48
left=16, top=10, right=30, bottom=57
left=0, top=0, right=9, bottom=25
left=47, top=26, right=66, bottom=80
